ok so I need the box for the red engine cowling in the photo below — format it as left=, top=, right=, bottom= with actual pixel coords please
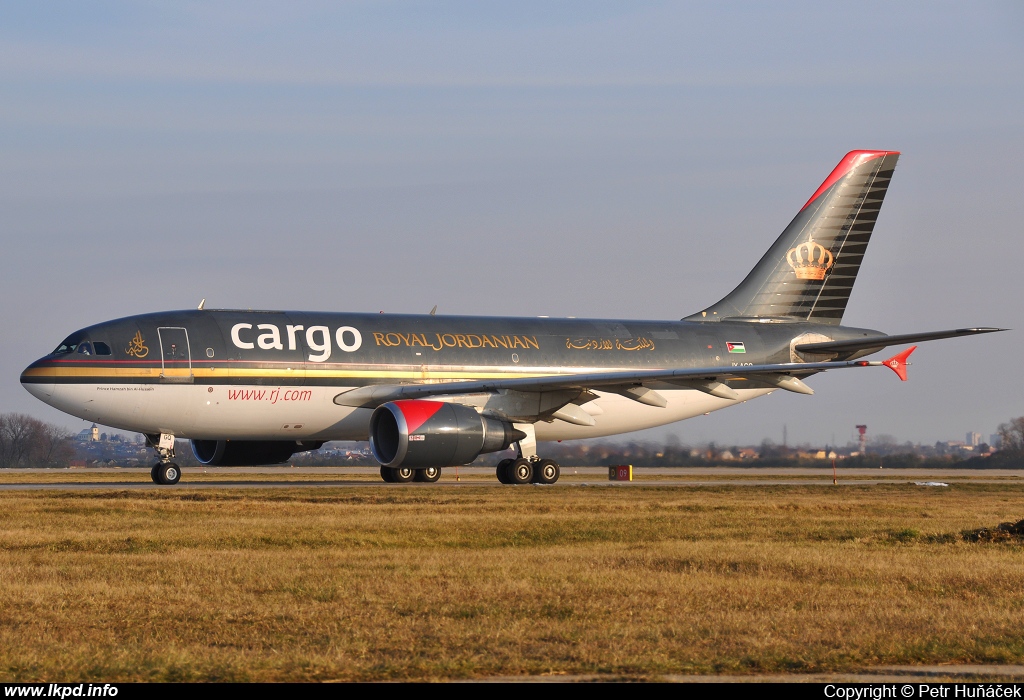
left=369, top=400, right=524, bottom=468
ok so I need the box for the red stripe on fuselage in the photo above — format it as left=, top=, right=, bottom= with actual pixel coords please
left=394, top=400, right=445, bottom=433
left=801, top=150, right=899, bottom=211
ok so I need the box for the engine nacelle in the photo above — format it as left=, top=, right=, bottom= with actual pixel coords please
left=369, top=400, right=524, bottom=468
left=190, top=439, right=324, bottom=466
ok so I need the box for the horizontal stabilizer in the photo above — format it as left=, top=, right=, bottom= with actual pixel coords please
left=794, top=327, right=1005, bottom=355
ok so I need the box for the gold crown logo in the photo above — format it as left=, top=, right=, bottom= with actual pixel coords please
left=786, top=236, right=834, bottom=280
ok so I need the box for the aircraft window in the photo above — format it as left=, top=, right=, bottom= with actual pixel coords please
left=77, top=343, right=93, bottom=355
left=52, top=337, right=83, bottom=354
left=206, top=348, right=214, bottom=358
left=94, top=342, right=112, bottom=356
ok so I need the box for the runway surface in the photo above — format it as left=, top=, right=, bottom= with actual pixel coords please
left=0, top=466, right=1020, bottom=490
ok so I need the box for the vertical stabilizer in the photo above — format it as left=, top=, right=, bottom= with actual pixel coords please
left=685, top=150, right=900, bottom=325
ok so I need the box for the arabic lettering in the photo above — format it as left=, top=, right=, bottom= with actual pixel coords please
left=566, top=337, right=655, bottom=351
left=126, top=330, right=149, bottom=358
left=567, top=338, right=613, bottom=350
left=616, top=337, right=655, bottom=351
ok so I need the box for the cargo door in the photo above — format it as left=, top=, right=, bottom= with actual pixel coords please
left=158, top=327, right=193, bottom=383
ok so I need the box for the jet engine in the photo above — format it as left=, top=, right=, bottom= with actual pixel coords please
left=190, top=439, right=324, bottom=466
left=369, top=400, right=524, bottom=468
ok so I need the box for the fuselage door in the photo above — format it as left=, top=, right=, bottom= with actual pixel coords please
left=158, top=327, right=193, bottom=383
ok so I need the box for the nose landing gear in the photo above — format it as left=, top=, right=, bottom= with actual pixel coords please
left=151, top=462, right=181, bottom=485
left=146, top=432, right=182, bottom=485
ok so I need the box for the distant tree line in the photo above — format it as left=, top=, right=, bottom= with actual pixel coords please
left=984, top=417, right=1024, bottom=467
left=0, top=413, right=74, bottom=466
left=0, top=413, right=74, bottom=468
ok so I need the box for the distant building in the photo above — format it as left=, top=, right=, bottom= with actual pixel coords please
left=76, top=424, right=100, bottom=442
left=990, top=433, right=1002, bottom=449
left=966, top=431, right=982, bottom=447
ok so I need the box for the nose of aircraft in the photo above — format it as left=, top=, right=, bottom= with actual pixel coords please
left=21, top=357, right=56, bottom=402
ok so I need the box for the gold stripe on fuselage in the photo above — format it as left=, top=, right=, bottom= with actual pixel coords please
left=22, top=365, right=563, bottom=382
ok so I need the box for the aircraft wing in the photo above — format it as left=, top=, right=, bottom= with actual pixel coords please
left=333, top=346, right=919, bottom=410
left=794, top=327, right=1004, bottom=355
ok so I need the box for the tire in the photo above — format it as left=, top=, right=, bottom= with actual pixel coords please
left=382, top=466, right=415, bottom=483
left=534, top=459, right=560, bottom=485
left=414, top=466, right=441, bottom=482
left=508, top=458, right=533, bottom=485
left=157, top=463, right=181, bottom=485
left=380, top=466, right=415, bottom=483
left=150, top=465, right=161, bottom=484
left=496, top=458, right=514, bottom=484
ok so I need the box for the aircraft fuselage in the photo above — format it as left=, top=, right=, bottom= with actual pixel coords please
left=21, top=309, right=882, bottom=442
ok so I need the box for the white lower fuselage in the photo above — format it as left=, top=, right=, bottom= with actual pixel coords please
left=26, top=381, right=776, bottom=442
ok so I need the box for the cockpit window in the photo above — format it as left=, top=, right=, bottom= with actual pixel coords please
left=52, top=335, right=85, bottom=355
left=93, top=342, right=111, bottom=356
left=77, top=343, right=93, bottom=355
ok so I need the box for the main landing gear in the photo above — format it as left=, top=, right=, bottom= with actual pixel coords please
left=146, top=432, right=181, bottom=485
left=380, top=466, right=443, bottom=483
left=495, top=424, right=560, bottom=485
left=495, top=458, right=560, bottom=485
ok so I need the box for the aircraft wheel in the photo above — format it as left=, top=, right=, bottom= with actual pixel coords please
left=414, top=466, right=441, bottom=482
left=382, top=466, right=415, bottom=483
left=150, top=465, right=161, bottom=484
left=157, top=463, right=181, bottom=485
left=533, top=459, right=560, bottom=485
left=496, top=458, right=514, bottom=484
left=508, top=458, right=533, bottom=485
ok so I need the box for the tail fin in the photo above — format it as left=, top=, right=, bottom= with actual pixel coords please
left=685, top=150, right=900, bottom=325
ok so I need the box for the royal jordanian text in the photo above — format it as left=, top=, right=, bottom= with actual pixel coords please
left=372, top=331, right=539, bottom=352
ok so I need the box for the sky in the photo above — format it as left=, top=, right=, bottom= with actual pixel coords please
left=1, top=1, right=1022, bottom=448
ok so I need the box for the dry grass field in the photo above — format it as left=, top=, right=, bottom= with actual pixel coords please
left=0, top=478, right=1023, bottom=681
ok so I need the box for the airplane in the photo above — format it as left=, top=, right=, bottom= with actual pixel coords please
left=20, top=149, right=1003, bottom=485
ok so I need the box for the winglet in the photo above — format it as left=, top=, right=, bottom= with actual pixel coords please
left=883, top=346, right=916, bottom=381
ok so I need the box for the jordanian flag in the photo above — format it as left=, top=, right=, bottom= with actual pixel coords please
left=726, top=341, right=746, bottom=353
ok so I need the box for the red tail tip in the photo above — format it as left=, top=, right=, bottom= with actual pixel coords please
left=883, top=345, right=917, bottom=381
left=801, top=150, right=900, bottom=211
